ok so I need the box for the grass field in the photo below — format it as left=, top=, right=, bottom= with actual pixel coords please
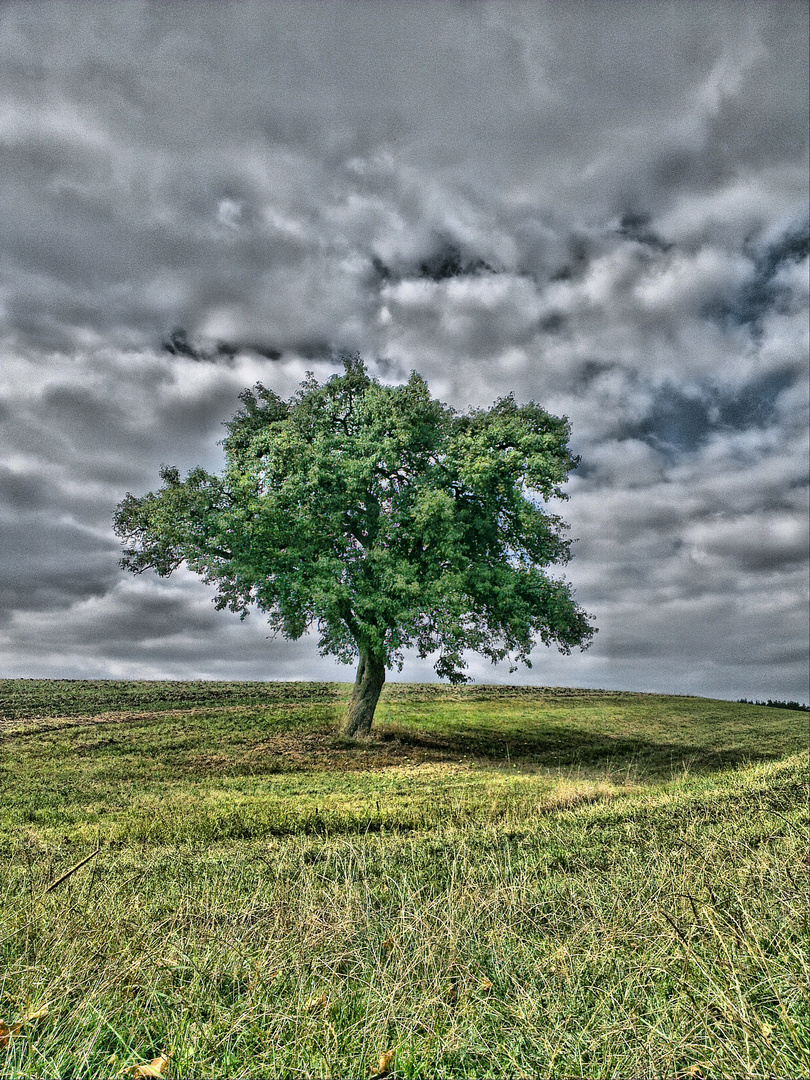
left=1, top=680, right=807, bottom=1079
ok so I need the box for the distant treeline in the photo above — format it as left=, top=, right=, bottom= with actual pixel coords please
left=737, top=698, right=809, bottom=713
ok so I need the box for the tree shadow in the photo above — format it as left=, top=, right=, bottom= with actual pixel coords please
left=374, top=721, right=785, bottom=779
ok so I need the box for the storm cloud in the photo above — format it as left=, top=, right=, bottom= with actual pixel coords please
left=1, top=1, right=807, bottom=702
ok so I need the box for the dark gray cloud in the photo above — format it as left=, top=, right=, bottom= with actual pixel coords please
left=0, top=511, right=119, bottom=616
left=0, top=1, right=807, bottom=701
left=624, top=370, right=797, bottom=454
left=707, top=219, right=810, bottom=335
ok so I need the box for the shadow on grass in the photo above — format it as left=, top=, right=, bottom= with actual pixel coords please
left=374, top=722, right=785, bottom=778
left=4, top=680, right=799, bottom=784
left=6, top=717, right=784, bottom=783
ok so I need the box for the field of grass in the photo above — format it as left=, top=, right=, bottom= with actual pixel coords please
left=1, top=680, right=807, bottom=1078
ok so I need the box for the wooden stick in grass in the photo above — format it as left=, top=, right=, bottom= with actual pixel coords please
left=43, top=843, right=100, bottom=896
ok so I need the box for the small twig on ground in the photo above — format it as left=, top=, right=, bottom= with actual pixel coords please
left=43, top=843, right=101, bottom=896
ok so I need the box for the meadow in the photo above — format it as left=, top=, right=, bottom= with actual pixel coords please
left=1, top=680, right=807, bottom=1079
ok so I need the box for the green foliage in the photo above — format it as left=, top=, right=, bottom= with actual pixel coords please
left=113, top=357, right=594, bottom=684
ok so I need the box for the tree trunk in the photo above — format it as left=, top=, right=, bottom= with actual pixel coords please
left=343, top=649, right=386, bottom=737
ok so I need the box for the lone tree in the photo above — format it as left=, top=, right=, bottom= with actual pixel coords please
left=114, top=356, right=595, bottom=736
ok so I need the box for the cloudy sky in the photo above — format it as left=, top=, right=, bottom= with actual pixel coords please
left=1, top=1, right=808, bottom=702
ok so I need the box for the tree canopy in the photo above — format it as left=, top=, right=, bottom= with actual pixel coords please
left=114, top=356, right=595, bottom=734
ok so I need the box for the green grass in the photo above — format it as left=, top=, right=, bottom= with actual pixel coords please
left=1, top=681, right=807, bottom=1078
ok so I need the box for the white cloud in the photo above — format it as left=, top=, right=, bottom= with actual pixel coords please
left=0, top=0, right=806, bottom=701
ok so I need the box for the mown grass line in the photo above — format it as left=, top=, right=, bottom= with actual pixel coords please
left=0, top=680, right=345, bottom=721
left=1, top=682, right=807, bottom=1078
